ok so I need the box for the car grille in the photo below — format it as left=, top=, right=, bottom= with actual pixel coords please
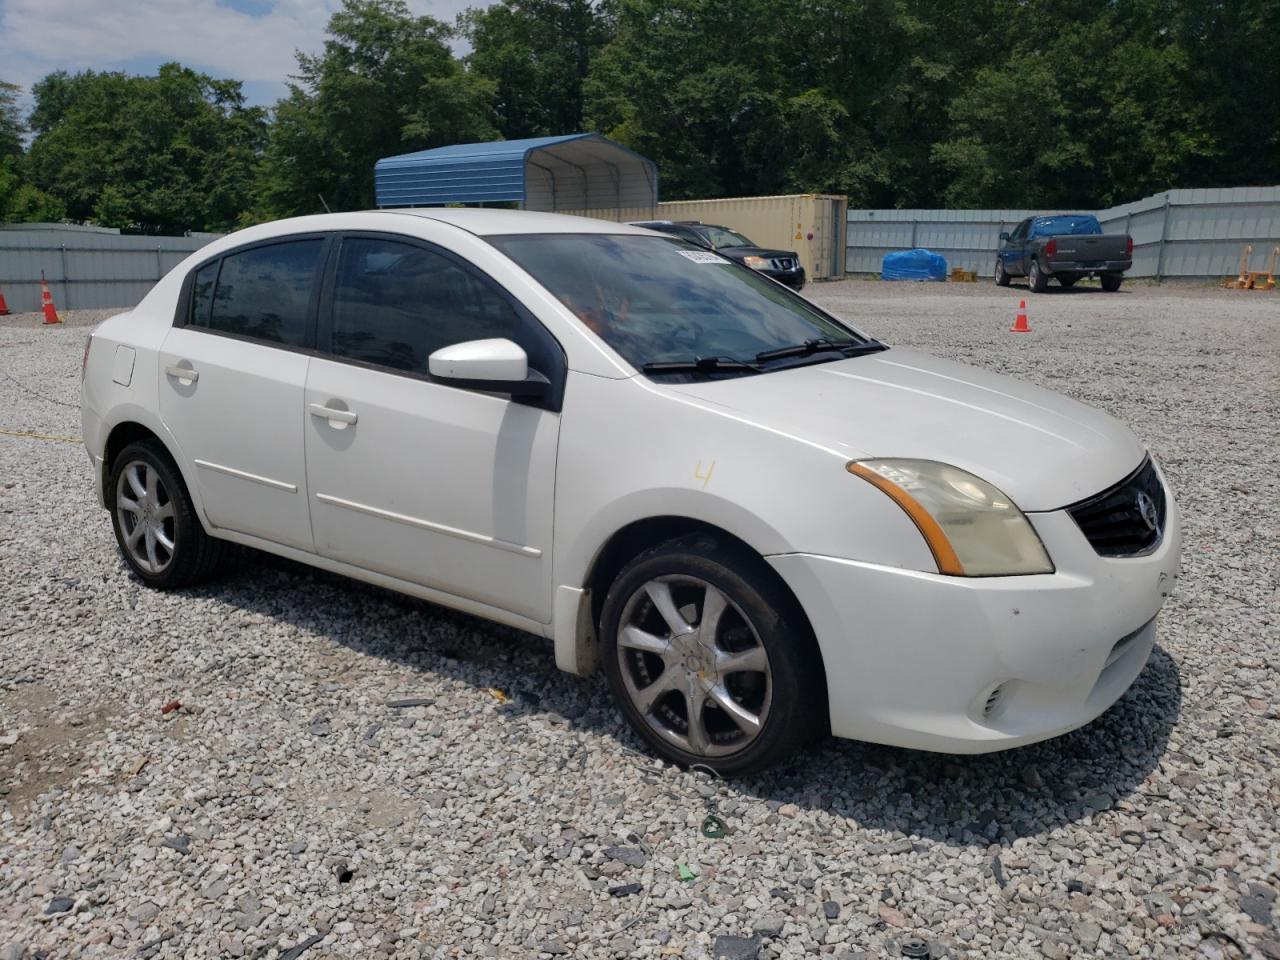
left=1067, top=458, right=1166, bottom=557
left=770, top=257, right=797, bottom=271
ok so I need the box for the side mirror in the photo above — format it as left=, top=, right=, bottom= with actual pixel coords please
left=428, top=338, right=548, bottom=399
left=998, top=231, right=1011, bottom=243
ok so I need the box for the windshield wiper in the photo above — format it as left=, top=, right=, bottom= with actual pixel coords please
left=755, top=338, right=887, bottom=363
left=641, top=356, right=761, bottom=376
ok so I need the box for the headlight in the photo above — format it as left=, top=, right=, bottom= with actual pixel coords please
left=742, top=255, right=769, bottom=270
left=847, top=459, right=1053, bottom=576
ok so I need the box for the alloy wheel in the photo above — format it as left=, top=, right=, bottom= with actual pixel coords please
left=615, top=575, right=772, bottom=758
left=115, top=460, right=177, bottom=574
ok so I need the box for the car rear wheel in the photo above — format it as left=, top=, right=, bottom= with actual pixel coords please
left=108, top=440, right=225, bottom=589
left=1100, top=273, right=1123, bottom=292
left=994, top=259, right=1011, bottom=286
left=1028, top=259, right=1048, bottom=292
left=601, top=535, right=824, bottom=775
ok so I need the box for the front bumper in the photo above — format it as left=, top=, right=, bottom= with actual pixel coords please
left=768, top=491, right=1181, bottom=753
left=762, top=266, right=806, bottom=290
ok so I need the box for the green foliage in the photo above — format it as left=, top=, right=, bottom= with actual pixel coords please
left=461, top=0, right=613, bottom=139
left=6, top=0, right=1280, bottom=228
left=932, top=2, right=1216, bottom=207
left=0, top=81, right=24, bottom=160
left=22, top=65, right=266, bottom=232
left=251, top=0, right=498, bottom=219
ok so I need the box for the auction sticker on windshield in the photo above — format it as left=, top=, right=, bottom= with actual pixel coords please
left=678, top=250, right=730, bottom=264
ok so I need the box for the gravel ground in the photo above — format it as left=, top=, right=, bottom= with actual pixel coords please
left=1, top=283, right=1278, bottom=960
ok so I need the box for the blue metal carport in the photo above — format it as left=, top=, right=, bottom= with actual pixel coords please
left=374, top=133, right=658, bottom=214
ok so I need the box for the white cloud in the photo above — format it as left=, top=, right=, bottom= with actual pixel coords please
left=0, top=0, right=480, bottom=106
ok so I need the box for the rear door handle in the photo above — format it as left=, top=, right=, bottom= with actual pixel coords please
left=165, top=363, right=199, bottom=384
left=309, top=402, right=358, bottom=427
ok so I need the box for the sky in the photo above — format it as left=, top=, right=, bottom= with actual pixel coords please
left=0, top=0, right=480, bottom=109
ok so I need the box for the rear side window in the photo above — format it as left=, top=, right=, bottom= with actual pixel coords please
left=191, top=239, right=324, bottom=346
left=328, top=236, right=528, bottom=374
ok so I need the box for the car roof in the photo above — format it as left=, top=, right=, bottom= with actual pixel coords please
left=382, top=208, right=655, bottom=237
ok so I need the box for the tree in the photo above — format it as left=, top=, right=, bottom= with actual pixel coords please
left=461, top=0, right=613, bottom=139
left=932, top=3, right=1214, bottom=208
left=1, top=81, right=24, bottom=159
left=23, top=65, right=266, bottom=232
left=252, top=0, right=498, bottom=219
left=0, top=80, right=65, bottom=222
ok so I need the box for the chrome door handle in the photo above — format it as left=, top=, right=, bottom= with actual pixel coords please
left=165, top=363, right=198, bottom=383
left=309, top=402, right=358, bottom=426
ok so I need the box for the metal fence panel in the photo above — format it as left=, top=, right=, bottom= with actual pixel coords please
left=0, top=224, right=219, bottom=313
left=847, top=186, right=1280, bottom=279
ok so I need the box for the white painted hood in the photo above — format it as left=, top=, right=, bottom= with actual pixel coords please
left=666, top=348, right=1147, bottom=512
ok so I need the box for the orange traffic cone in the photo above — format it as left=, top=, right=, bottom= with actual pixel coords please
left=40, top=271, right=61, bottom=325
left=0, top=284, right=10, bottom=316
left=1010, top=299, right=1030, bottom=333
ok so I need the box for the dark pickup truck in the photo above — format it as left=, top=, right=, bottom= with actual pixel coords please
left=995, top=214, right=1133, bottom=292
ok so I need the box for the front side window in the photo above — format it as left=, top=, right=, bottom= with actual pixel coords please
left=1009, top=220, right=1030, bottom=242
left=193, top=239, right=324, bottom=346
left=329, top=236, right=530, bottom=374
left=490, top=234, right=877, bottom=376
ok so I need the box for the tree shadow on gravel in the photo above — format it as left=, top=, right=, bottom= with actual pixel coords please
left=185, top=547, right=1181, bottom=849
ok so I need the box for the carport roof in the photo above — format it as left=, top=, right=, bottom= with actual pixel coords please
left=374, top=133, right=658, bottom=213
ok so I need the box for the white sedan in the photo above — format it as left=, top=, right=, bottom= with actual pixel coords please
left=81, top=210, right=1181, bottom=774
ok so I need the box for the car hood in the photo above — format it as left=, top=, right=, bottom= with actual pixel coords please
left=665, top=348, right=1146, bottom=512
left=719, top=246, right=799, bottom=261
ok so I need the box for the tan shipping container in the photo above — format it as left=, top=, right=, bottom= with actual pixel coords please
left=562, top=194, right=848, bottom=281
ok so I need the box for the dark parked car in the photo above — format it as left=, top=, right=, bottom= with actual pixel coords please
left=996, top=214, right=1133, bottom=292
left=630, top=220, right=806, bottom=290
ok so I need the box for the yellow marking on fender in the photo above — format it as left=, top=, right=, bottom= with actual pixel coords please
left=695, top=459, right=716, bottom=489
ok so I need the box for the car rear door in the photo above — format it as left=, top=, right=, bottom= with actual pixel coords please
left=302, top=231, right=563, bottom=623
left=157, top=236, right=329, bottom=552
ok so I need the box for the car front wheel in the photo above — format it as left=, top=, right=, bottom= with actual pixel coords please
left=601, top=535, right=824, bottom=775
left=995, top=259, right=1010, bottom=286
left=108, top=440, right=225, bottom=589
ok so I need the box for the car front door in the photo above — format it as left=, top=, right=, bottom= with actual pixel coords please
left=303, top=232, right=563, bottom=623
left=1000, top=219, right=1031, bottom=275
left=158, top=236, right=329, bottom=552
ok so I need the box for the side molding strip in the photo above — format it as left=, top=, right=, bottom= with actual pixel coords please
left=193, top=459, right=298, bottom=493
left=314, top=492, right=542, bottom=558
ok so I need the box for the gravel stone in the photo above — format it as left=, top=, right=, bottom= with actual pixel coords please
left=751, top=915, right=786, bottom=937
left=602, top=844, right=646, bottom=867
left=712, top=934, right=760, bottom=959
left=2, top=289, right=1278, bottom=958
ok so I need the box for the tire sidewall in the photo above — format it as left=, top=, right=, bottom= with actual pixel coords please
left=107, top=441, right=203, bottom=588
left=1028, top=260, right=1044, bottom=292
left=600, top=537, right=820, bottom=775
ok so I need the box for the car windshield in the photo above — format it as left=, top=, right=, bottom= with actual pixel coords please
left=489, top=233, right=876, bottom=376
left=700, top=226, right=754, bottom=249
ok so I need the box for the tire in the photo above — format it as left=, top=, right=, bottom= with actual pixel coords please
left=600, top=534, right=825, bottom=775
left=1058, top=276, right=1078, bottom=289
left=1027, top=259, right=1048, bottom=293
left=107, top=440, right=226, bottom=589
left=994, top=259, right=1011, bottom=287
left=1100, top=273, right=1123, bottom=292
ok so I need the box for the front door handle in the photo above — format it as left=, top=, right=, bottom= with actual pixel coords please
left=165, top=363, right=199, bottom=384
left=309, top=402, right=358, bottom=428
